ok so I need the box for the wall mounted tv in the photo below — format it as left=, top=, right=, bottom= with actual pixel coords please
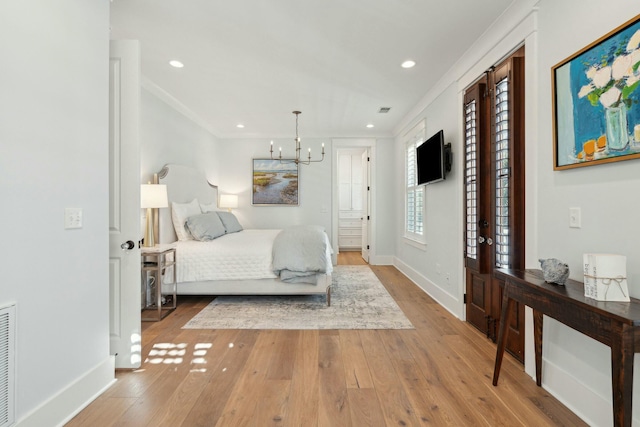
left=416, top=130, right=452, bottom=185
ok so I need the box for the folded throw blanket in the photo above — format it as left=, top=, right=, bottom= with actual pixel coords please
left=272, top=225, right=330, bottom=283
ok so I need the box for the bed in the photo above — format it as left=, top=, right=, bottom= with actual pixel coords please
left=156, top=163, right=333, bottom=305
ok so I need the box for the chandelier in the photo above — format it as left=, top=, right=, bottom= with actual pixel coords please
left=269, top=111, right=325, bottom=165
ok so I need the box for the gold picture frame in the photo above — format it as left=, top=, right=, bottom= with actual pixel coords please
left=552, top=14, right=640, bottom=170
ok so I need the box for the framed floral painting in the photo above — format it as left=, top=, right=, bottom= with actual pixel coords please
left=552, top=14, right=640, bottom=170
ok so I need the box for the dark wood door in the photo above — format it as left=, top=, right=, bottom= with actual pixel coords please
left=463, top=78, right=493, bottom=334
left=464, top=48, right=526, bottom=362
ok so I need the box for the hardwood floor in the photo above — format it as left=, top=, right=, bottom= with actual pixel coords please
left=336, top=250, right=368, bottom=265
left=67, top=254, right=586, bottom=426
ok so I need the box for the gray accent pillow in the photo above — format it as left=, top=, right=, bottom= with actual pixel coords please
left=185, top=213, right=226, bottom=241
left=216, top=211, right=243, bottom=233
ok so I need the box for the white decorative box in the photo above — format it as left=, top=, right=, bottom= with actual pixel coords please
left=583, top=253, right=629, bottom=302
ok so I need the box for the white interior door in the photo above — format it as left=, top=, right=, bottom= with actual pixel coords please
left=361, top=150, right=370, bottom=262
left=109, top=40, right=142, bottom=369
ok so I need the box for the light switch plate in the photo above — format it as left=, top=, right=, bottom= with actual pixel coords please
left=569, top=207, right=581, bottom=228
left=65, top=208, right=83, bottom=229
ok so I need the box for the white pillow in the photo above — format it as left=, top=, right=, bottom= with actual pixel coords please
left=171, top=199, right=201, bottom=241
left=200, top=201, right=218, bottom=213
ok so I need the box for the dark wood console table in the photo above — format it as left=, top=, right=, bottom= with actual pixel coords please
left=492, top=268, right=640, bottom=427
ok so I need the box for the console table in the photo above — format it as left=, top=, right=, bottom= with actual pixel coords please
left=492, top=268, right=640, bottom=427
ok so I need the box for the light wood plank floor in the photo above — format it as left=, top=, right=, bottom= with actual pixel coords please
left=67, top=254, right=586, bottom=426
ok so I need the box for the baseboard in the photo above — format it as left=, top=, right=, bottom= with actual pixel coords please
left=393, top=257, right=463, bottom=318
left=17, top=355, right=116, bottom=427
left=370, top=255, right=394, bottom=265
left=541, top=358, right=614, bottom=427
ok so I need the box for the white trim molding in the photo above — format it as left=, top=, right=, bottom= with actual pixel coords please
left=17, top=356, right=115, bottom=427
left=393, top=257, right=463, bottom=319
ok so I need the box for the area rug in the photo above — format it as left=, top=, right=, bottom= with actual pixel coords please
left=182, top=265, right=414, bottom=330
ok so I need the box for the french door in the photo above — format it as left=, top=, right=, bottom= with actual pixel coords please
left=464, top=47, right=526, bottom=362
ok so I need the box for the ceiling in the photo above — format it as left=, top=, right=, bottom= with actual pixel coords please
left=109, top=0, right=514, bottom=139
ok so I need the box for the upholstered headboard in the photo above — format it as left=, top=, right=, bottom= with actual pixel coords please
left=157, top=163, right=218, bottom=243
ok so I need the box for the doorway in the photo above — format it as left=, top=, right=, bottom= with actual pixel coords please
left=337, top=148, right=366, bottom=256
left=463, top=47, right=526, bottom=362
left=332, top=140, right=375, bottom=265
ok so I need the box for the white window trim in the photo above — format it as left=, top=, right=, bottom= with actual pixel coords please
left=404, top=120, right=426, bottom=243
left=403, top=236, right=427, bottom=251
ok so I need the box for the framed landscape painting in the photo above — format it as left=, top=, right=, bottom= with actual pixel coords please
left=252, top=159, right=299, bottom=206
left=552, top=14, right=640, bottom=170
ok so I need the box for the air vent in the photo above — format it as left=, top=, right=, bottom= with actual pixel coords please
left=378, top=107, right=391, bottom=113
left=0, top=304, right=15, bottom=427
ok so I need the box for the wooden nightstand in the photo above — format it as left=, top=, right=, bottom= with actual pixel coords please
left=141, top=244, right=177, bottom=321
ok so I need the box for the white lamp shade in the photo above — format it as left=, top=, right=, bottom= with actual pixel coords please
left=141, top=184, right=168, bottom=208
left=219, top=194, right=238, bottom=209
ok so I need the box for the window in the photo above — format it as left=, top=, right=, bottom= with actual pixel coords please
left=494, top=75, right=511, bottom=268
left=405, top=121, right=425, bottom=241
left=464, top=98, right=479, bottom=261
left=463, top=52, right=524, bottom=272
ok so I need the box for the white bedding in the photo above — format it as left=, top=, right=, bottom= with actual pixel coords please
left=273, top=225, right=332, bottom=282
left=177, top=229, right=280, bottom=282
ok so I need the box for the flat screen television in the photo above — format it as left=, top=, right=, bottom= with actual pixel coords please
left=416, top=130, right=452, bottom=185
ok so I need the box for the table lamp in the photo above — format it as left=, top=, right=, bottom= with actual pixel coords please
left=141, top=184, right=168, bottom=247
left=219, top=194, right=238, bottom=212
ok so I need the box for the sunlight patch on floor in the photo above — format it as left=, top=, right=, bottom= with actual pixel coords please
left=144, top=342, right=219, bottom=372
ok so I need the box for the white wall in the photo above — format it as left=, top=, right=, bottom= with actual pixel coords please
left=394, top=82, right=464, bottom=316
left=536, top=1, right=640, bottom=425
left=140, top=87, right=219, bottom=183
left=216, top=138, right=332, bottom=231
left=0, top=1, right=114, bottom=425
left=393, top=0, right=640, bottom=425
left=373, top=138, right=396, bottom=261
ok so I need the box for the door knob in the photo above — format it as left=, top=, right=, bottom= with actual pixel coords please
left=120, top=240, right=135, bottom=250
left=478, top=236, right=486, bottom=244
left=486, top=237, right=493, bottom=246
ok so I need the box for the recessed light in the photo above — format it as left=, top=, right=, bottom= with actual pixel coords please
left=169, top=60, right=184, bottom=68
left=366, top=124, right=374, bottom=128
left=401, top=60, right=416, bottom=69
left=236, top=124, right=245, bottom=128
